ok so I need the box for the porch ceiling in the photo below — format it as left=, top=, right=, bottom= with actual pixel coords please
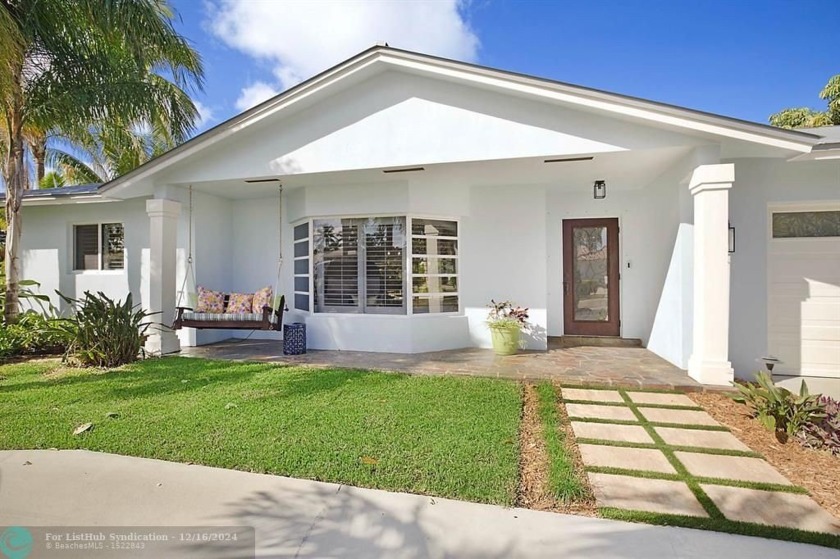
left=173, top=146, right=692, bottom=199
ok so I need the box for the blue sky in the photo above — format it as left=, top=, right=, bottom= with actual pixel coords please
left=174, top=0, right=839, bottom=134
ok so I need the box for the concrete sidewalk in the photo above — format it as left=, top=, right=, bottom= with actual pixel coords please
left=0, top=450, right=835, bottom=558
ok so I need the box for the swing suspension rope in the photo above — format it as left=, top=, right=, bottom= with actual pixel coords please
left=175, top=183, right=284, bottom=319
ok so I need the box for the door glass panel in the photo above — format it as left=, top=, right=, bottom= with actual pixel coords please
left=573, top=226, right=609, bottom=321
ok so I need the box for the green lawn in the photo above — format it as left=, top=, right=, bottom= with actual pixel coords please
left=0, top=357, right=521, bottom=505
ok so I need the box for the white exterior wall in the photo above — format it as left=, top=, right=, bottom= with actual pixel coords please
left=20, top=199, right=150, bottom=312
left=728, top=158, right=840, bottom=380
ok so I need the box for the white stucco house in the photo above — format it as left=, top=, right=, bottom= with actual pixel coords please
left=13, top=46, right=840, bottom=389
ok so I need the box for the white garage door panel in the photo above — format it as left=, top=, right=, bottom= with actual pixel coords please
left=767, top=212, right=840, bottom=381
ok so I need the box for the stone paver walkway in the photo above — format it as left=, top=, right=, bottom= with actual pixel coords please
left=563, top=387, right=840, bottom=536
left=182, top=338, right=701, bottom=389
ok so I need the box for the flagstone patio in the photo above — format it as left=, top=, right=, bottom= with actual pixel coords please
left=181, top=338, right=703, bottom=390
left=564, top=387, right=840, bottom=535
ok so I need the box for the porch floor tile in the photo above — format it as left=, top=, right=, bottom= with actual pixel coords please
left=702, top=485, right=840, bottom=534
left=587, top=473, right=707, bottom=517
left=180, top=339, right=703, bottom=390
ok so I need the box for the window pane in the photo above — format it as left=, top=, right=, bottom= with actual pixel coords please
left=412, top=257, right=457, bottom=275
left=294, top=240, right=309, bottom=258
left=364, top=217, right=405, bottom=311
left=294, top=223, right=309, bottom=241
left=412, top=219, right=457, bottom=237
left=313, top=219, right=359, bottom=311
left=101, top=223, right=124, bottom=270
left=573, top=226, right=609, bottom=322
left=294, top=293, right=309, bottom=311
left=772, top=211, right=840, bottom=238
left=412, top=276, right=457, bottom=294
left=412, top=237, right=458, bottom=256
left=413, top=295, right=459, bottom=314
left=74, top=225, right=99, bottom=270
left=294, top=277, right=309, bottom=293
left=294, top=258, right=309, bottom=275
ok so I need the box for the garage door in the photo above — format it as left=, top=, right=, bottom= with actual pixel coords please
left=768, top=206, right=840, bottom=379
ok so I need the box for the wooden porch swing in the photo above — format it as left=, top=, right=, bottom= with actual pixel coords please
left=172, top=184, right=287, bottom=332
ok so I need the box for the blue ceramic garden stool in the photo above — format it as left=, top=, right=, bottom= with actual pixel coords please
left=283, top=322, right=307, bottom=355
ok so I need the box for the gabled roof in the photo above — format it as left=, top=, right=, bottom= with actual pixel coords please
left=99, top=46, right=826, bottom=197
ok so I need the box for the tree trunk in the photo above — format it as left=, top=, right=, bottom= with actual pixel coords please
left=30, top=135, right=46, bottom=187
left=4, top=109, right=25, bottom=324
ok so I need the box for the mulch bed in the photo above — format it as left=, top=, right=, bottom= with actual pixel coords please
left=518, top=383, right=595, bottom=515
left=690, top=392, right=840, bottom=519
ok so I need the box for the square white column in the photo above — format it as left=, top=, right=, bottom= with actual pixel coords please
left=146, top=198, right=181, bottom=355
left=687, top=164, right=734, bottom=385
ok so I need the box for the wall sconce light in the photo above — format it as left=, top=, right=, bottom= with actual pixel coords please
left=728, top=222, right=736, bottom=253
left=593, top=180, right=606, bottom=199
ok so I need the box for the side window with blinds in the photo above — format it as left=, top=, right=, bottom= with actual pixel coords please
left=73, top=222, right=125, bottom=271
left=74, top=225, right=100, bottom=270
left=313, top=216, right=407, bottom=314
left=293, top=222, right=310, bottom=311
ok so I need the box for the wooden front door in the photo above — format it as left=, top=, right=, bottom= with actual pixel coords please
left=563, top=218, right=620, bottom=336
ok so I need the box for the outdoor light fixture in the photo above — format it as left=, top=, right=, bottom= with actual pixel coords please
left=729, top=222, right=736, bottom=253
left=593, top=180, right=606, bottom=199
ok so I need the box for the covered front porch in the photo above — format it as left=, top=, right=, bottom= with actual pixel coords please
left=181, top=337, right=701, bottom=390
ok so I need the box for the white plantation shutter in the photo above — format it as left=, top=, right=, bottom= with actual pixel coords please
left=101, top=223, right=125, bottom=270
left=313, top=217, right=406, bottom=314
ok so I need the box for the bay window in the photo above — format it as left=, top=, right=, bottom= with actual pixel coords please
left=311, top=216, right=458, bottom=315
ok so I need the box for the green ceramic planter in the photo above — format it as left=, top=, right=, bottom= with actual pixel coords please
left=489, top=323, right=521, bottom=355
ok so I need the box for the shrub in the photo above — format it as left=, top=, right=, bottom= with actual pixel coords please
left=731, top=372, right=826, bottom=441
left=797, top=396, right=840, bottom=456
left=0, top=280, right=67, bottom=359
left=58, top=291, right=154, bottom=368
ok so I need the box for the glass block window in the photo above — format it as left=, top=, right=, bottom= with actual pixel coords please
left=772, top=211, right=840, bottom=238
left=74, top=223, right=124, bottom=271
left=293, top=222, right=310, bottom=311
left=313, top=217, right=406, bottom=314
left=410, top=218, right=459, bottom=314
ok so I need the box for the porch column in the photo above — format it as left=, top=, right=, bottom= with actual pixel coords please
left=687, top=164, right=734, bottom=385
left=146, top=198, right=181, bottom=355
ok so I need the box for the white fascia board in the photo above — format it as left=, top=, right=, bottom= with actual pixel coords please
left=380, top=55, right=817, bottom=153
left=21, top=195, right=114, bottom=206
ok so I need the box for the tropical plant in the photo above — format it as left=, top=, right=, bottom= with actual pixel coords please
left=769, top=74, right=840, bottom=128
left=487, top=299, right=529, bottom=330
left=731, top=372, right=826, bottom=441
left=1, top=0, right=204, bottom=324
left=57, top=291, right=155, bottom=368
left=0, top=311, right=67, bottom=358
left=797, top=396, right=840, bottom=456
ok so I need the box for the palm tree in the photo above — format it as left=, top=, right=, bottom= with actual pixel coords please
left=1, top=0, right=203, bottom=323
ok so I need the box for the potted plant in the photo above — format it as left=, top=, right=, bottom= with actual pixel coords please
left=487, top=300, right=529, bottom=356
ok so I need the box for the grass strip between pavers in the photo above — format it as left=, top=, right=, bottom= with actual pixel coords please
left=563, top=398, right=703, bottom=411
left=599, top=507, right=840, bottom=550
left=574, top=437, right=763, bottom=458
left=584, top=466, right=808, bottom=494
left=568, top=416, right=730, bottom=432
left=535, top=382, right=588, bottom=503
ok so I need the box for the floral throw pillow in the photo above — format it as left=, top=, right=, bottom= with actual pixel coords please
left=196, top=286, right=225, bottom=314
left=252, top=286, right=273, bottom=313
left=227, top=292, right=254, bottom=314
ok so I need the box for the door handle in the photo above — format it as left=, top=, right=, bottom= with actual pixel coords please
left=563, top=280, right=570, bottom=294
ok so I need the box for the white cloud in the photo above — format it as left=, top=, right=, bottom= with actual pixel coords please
left=234, top=81, right=280, bottom=112
left=193, top=100, right=216, bottom=128
left=207, top=0, right=479, bottom=111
